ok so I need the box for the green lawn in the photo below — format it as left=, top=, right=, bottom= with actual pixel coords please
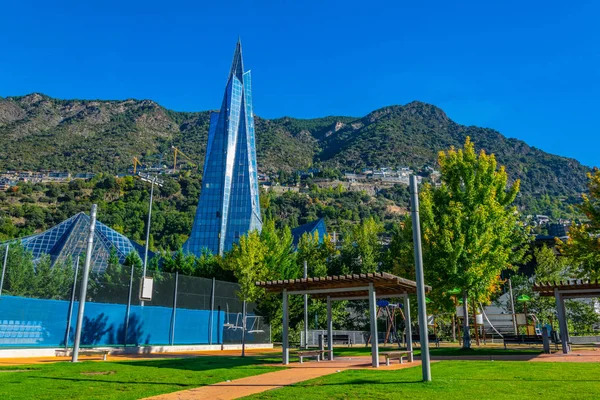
left=246, top=361, right=600, bottom=399
left=0, top=356, right=281, bottom=400
left=278, top=345, right=542, bottom=358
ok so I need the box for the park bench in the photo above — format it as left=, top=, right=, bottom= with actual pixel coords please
left=319, top=334, right=353, bottom=347
left=503, top=334, right=544, bottom=349
left=409, top=333, right=440, bottom=348
left=296, top=349, right=332, bottom=363
left=55, top=349, right=110, bottom=361
left=380, top=350, right=413, bottom=366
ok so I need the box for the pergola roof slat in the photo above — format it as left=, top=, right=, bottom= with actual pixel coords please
left=256, top=272, right=430, bottom=298
left=533, top=280, right=600, bottom=297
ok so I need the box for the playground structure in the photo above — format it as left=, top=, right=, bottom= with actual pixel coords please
left=366, top=300, right=404, bottom=346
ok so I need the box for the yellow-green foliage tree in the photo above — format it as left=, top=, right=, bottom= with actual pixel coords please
left=560, top=168, right=600, bottom=280
left=393, top=138, right=528, bottom=347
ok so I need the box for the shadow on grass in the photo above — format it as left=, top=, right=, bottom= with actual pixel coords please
left=115, top=356, right=278, bottom=372
left=36, top=376, right=195, bottom=387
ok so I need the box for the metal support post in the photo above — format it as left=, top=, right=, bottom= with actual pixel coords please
left=217, top=306, right=221, bottom=344
left=327, top=296, right=333, bottom=360
left=169, top=272, right=178, bottom=345
left=64, top=258, right=79, bottom=349
left=0, top=244, right=8, bottom=297
left=555, top=289, right=569, bottom=354
left=241, top=300, right=247, bottom=357
left=72, top=204, right=97, bottom=362
left=282, top=289, right=289, bottom=365
left=404, top=295, right=413, bottom=362
left=209, top=278, right=216, bottom=345
left=462, top=292, right=471, bottom=348
left=368, top=283, right=379, bottom=367
left=304, top=260, right=309, bottom=348
left=410, top=175, right=431, bottom=381
left=123, top=264, right=134, bottom=346
left=508, top=278, right=518, bottom=335
left=141, top=176, right=157, bottom=307
left=143, top=177, right=155, bottom=278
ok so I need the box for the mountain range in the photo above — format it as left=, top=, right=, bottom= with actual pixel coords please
left=0, top=93, right=591, bottom=204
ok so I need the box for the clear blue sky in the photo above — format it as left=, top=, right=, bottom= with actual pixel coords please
left=1, top=0, right=598, bottom=167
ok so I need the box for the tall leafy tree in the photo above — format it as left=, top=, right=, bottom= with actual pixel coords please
left=394, top=138, right=528, bottom=348
left=297, top=230, right=336, bottom=278
left=2, top=242, right=35, bottom=296
left=559, top=168, right=600, bottom=280
left=223, top=231, right=269, bottom=356
left=336, top=217, right=383, bottom=274
left=260, top=219, right=298, bottom=280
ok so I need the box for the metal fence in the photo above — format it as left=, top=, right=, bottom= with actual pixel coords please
left=301, top=330, right=385, bottom=347
left=0, top=252, right=270, bottom=348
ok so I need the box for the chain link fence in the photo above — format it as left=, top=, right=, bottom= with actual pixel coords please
left=0, top=247, right=270, bottom=348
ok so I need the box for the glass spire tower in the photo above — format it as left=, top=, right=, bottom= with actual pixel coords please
left=184, top=40, right=262, bottom=256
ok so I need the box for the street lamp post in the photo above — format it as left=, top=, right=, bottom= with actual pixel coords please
left=139, top=173, right=163, bottom=306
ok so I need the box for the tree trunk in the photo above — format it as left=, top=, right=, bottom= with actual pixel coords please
left=462, top=291, right=471, bottom=349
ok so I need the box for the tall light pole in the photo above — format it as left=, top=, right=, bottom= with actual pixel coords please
left=72, top=204, right=97, bottom=362
left=139, top=173, right=163, bottom=306
left=409, top=175, right=431, bottom=382
left=304, top=260, right=309, bottom=348
left=0, top=243, right=9, bottom=297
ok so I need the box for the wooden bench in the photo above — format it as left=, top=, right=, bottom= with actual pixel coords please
left=380, top=350, right=413, bottom=366
left=503, top=334, right=544, bottom=349
left=55, top=349, right=110, bottom=361
left=409, top=334, right=440, bottom=348
left=296, top=349, right=332, bottom=363
left=320, top=334, right=353, bottom=347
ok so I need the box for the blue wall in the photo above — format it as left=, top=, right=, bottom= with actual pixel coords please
left=0, top=295, right=224, bottom=347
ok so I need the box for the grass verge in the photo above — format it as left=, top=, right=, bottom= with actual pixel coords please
left=247, top=360, right=600, bottom=399
left=0, top=356, right=281, bottom=400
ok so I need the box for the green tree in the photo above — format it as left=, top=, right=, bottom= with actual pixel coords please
left=260, top=219, right=297, bottom=280
left=2, top=242, right=35, bottom=296
left=559, top=168, right=600, bottom=280
left=534, top=245, right=571, bottom=282
left=396, top=138, right=528, bottom=348
left=223, top=231, right=269, bottom=356
left=337, top=217, right=383, bottom=274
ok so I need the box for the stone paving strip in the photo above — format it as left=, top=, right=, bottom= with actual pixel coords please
left=143, top=357, right=421, bottom=400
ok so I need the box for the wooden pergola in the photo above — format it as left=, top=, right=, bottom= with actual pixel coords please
left=256, top=272, right=431, bottom=367
left=533, top=280, right=600, bottom=354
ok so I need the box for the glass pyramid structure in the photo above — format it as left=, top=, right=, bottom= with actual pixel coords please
left=184, top=40, right=262, bottom=256
left=14, top=212, right=144, bottom=273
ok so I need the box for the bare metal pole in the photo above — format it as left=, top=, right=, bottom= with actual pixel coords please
left=404, top=295, right=413, bottom=362
left=141, top=176, right=155, bottom=307
left=462, top=292, right=471, bottom=348
left=303, top=260, right=308, bottom=348
left=0, top=244, right=8, bottom=297
left=282, top=289, right=289, bottom=365
left=72, top=204, right=97, bottom=362
left=169, top=271, right=178, bottom=345
left=123, top=263, right=135, bottom=346
left=64, top=258, right=79, bottom=349
left=410, top=175, right=431, bottom=381
left=209, top=277, right=215, bottom=344
left=143, top=177, right=155, bottom=277
left=508, top=278, right=518, bottom=335
left=241, top=300, right=247, bottom=357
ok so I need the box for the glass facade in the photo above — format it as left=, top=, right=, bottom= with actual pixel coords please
left=184, top=40, right=262, bottom=256
left=9, top=212, right=145, bottom=273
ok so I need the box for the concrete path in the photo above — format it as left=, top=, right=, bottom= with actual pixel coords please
left=144, top=357, right=421, bottom=400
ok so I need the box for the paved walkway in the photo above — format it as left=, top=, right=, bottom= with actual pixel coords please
left=143, top=357, right=421, bottom=400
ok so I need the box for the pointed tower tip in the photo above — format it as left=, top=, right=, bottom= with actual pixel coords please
left=229, top=38, right=244, bottom=81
